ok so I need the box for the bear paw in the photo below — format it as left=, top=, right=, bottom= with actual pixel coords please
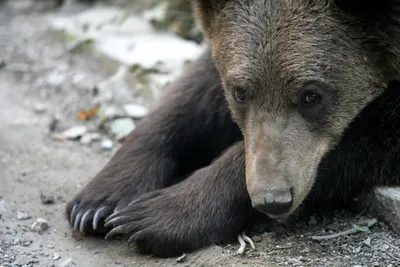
left=66, top=182, right=144, bottom=235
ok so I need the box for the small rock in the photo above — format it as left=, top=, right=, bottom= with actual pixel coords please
left=52, top=253, right=61, bottom=261
left=40, top=193, right=56, bottom=205
left=58, top=257, right=73, bottom=267
left=123, top=104, right=148, bottom=119
left=53, top=125, right=87, bottom=141
left=326, top=222, right=339, bottom=232
left=17, top=211, right=31, bottom=221
left=22, top=241, right=32, bottom=247
left=252, top=235, right=262, bottom=243
left=80, top=132, right=101, bottom=145
left=63, top=125, right=87, bottom=139
left=101, top=139, right=114, bottom=150
left=102, top=106, right=125, bottom=120
left=49, top=116, right=60, bottom=132
left=110, top=118, right=135, bottom=139
left=47, top=71, right=66, bottom=88
left=33, top=103, right=47, bottom=114
left=363, top=237, right=371, bottom=247
left=370, top=187, right=400, bottom=234
left=379, top=244, right=390, bottom=252
left=308, top=216, right=318, bottom=226
left=31, top=218, right=49, bottom=234
left=176, top=254, right=186, bottom=263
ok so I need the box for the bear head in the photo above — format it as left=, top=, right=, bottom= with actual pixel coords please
left=191, top=0, right=400, bottom=218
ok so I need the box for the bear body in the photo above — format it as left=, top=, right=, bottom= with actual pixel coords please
left=67, top=0, right=400, bottom=257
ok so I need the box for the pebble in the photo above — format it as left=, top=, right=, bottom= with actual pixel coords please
left=33, top=103, right=47, bottom=114
left=101, top=139, right=113, bottom=150
left=176, top=254, right=186, bottom=263
left=80, top=132, right=101, bottom=145
left=363, top=237, right=371, bottom=247
left=47, top=71, right=66, bottom=88
left=110, top=118, right=135, bottom=139
left=308, top=216, right=318, bottom=226
left=252, top=235, right=262, bottom=243
left=40, top=193, right=56, bottom=205
left=52, top=125, right=88, bottom=141
left=326, top=223, right=339, bottom=232
left=122, top=104, right=148, bottom=119
left=58, top=257, right=73, bottom=267
left=31, top=218, right=49, bottom=234
left=62, top=125, right=87, bottom=139
left=17, top=211, right=31, bottom=221
left=103, top=106, right=125, bottom=120
left=52, top=253, right=61, bottom=260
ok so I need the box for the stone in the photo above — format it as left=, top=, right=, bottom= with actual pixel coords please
left=80, top=133, right=101, bottom=145
left=40, top=193, right=56, bottom=205
left=122, top=104, right=148, bottom=119
left=369, top=187, right=400, bottom=233
left=17, top=211, right=31, bottom=221
left=58, top=257, right=73, bottom=267
left=308, top=216, right=318, bottom=226
left=61, top=125, right=87, bottom=140
left=31, top=218, right=49, bottom=234
left=110, top=118, right=135, bottom=139
left=101, top=139, right=113, bottom=150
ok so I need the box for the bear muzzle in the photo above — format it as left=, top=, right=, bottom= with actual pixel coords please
left=250, top=187, right=295, bottom=217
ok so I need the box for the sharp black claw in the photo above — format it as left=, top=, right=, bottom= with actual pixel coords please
left=70, top=203, right=79, bottom=225
left=74, top=211, right=83, bottom=230
left=93, top=206, right=112, bottom=230
left=79, top=209, right=94, bottom=233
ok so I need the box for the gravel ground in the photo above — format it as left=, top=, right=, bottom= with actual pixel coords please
left=0, top=3, right=400, bottom=267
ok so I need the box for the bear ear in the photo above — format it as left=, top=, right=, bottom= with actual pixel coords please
left=191, top=0, right=229, bottom=39
left=335, top=0, right=399, bottom=19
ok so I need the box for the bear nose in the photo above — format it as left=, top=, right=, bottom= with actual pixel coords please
left=251, top=188, right=294, bottom=216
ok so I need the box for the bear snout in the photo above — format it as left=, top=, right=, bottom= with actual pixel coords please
left=251, top=187, right=294, bottom=217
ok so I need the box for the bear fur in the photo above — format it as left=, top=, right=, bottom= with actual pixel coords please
left=66, top=0, right=400, bottom=257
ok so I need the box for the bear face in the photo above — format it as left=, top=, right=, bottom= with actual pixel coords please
left=192, top=0, right=400, bottom=218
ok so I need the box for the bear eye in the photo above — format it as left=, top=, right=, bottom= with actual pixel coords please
left=302, top=91, right=321, bottom=105
left=233, top=88, right=247, bottom=104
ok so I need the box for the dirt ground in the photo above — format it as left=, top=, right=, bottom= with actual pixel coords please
left=1, top=3, right=400, bottom=267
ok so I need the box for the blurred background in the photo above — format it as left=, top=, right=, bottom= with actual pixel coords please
left=0, top=0, right=206, bottom=146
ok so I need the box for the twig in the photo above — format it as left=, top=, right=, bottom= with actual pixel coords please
left=237, top=233, right=246, bottom=255
left=236, top=231, right=256, bottom=255
left=310, top=218, right=378, bottom=241
left=270, top=244, right=305, bottom=251
left=243, top=233, right=256, bottom=250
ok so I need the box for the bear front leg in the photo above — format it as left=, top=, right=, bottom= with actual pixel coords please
left=66, top=49, right=241, bottom=234
left=103, top=141, right=259, bottom=257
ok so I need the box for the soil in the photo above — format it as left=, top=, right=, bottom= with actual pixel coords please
left=1, top=3, right=400, bottom=267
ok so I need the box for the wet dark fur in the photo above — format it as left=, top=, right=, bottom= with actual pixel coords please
left=66, top=0, right=400, bottom=258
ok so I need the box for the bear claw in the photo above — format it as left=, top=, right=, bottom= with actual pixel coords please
left=68, top=203, right=114, bottom=234
left=70, top=203, right=79, bottom=225
left=79, top=209, right=94, bottom=232
left=93, top=206, right=113, bottom=230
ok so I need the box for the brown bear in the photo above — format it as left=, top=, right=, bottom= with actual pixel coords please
left=66, top=0, right=400, bottom=257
